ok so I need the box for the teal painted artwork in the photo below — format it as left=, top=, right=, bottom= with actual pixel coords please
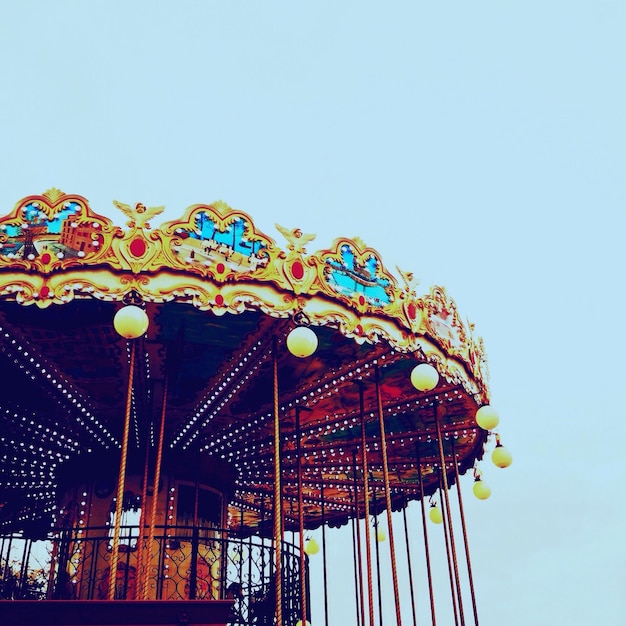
left=1, top=202, right=82, bottom=259
left=325, top=244, right=391, bottom=306
left=171, top=211, right=269, bottom=273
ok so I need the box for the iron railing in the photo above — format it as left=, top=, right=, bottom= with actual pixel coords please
left=0, top=525, right=309, bottom=625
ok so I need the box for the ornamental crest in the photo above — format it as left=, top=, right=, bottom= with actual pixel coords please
left=317, top=238, right=395, bottom=311
left=159, top=202, right=275, bottom=281
left=0, top=189, right=116, bottom=271
left=423, top=286, right=467, bottom=354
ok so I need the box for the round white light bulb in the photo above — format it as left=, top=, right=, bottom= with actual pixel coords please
left=492, top=445, right=512, bottom=468
left=410, top=363, right=439, bottom=391
left=472, top=479, right=491, bottom=500
left=113, top=305, right=149, bottom=339
left=429, top=505, right=443, bottom=524
left=287, top=326, right=318, bottom=358
left=475, top=405, right=499, bottom=430
left=304, top=538, right=320, bottom=555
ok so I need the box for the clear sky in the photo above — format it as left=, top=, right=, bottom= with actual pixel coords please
left=1, top=2, right=625, bottom=624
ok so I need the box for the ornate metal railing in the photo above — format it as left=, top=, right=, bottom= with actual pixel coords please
left=0, top=526, right=309, bottom=625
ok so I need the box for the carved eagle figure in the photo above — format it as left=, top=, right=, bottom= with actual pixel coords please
left=396, top=265, right=420, bottom=291
left=275, top=223, right=316, bottom=253
left=113, top=201, right=165, bottom=229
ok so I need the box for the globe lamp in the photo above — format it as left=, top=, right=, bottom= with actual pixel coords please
left=410, top=363, right=439, bottom=392
left=472, top=478, right=491, bottom=500
left=429, top=505, right=443, bottom=524
left=304, top=538, right=320, bottom=555
left=492, top=444, right=512, bottom=468
left=286, top=326, right=318, bottom=358
left=295, top=621, right=311, bottom=626
left=475, top=405, right=499, bottom=431
left=376, top=528, right=386, bottom=542
left=113, top=305, right=149, bottom=339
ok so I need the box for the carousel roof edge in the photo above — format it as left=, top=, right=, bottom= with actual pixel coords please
left=0, top=190, right=490, bottom=397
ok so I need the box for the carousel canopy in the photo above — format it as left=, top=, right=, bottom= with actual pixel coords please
left=0, top=189, right=490, bottom=535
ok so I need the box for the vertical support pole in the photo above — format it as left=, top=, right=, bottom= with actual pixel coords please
left=434, top=404, right=465, bottom=626
left=353, top=450, right=366, bottom=626
left=415, top=443, right=437, bottom=626
left=401, top=504, right=418, bottom=626
left=188, top=447, right=201, bottom=600
left=18, top=538, right=32, bottom=597
left=109, top=340, right=136, bottom=600
left=358, top=382, right=375, bottom=626
left=260, top=494, right=266, bottom=581
left=295, top=407, right=308, bottom=626
left=272, top=340, right=284, bottom=626
left=3, top=536, right=14, bottom=596
left=374, top=366, right=403, bottom=626
left=137, top=437, right=151, bottom=599
left=46, top=534, right=57, bottom=599
left=143, top=376, right=168, bottom=600
left=321, top=482, right=329, bottom=626
left=156, top=477, right=173, bottom=600
left=351, top=514, right=362, bottom=626
left=372, top=486, right=383, bottom=626
left=189, top=526, right=199, bottom=600
left=438, top=476, right=460, bottom=626
left=452, top=442, right=480, bottom=626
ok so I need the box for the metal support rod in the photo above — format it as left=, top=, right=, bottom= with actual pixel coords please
left=143, top=376, right=168, bottom=600
left=401, top=504, right=418, bottom=626
left=272, top=341, right=284, bottom=626
left=260, top=494, right=266, bottom=581
left=0, top=535, right=5, bottom=575
left=295, top=406, right=308, bottom=626
left=156, top=476, right=173, bottom=600
left=416, top=443, right=437, bottom=626
left=239, top=501, right=245, bottom=598
left=18, top=538, right=32, bottom=595
left=188, top=445, right=201, bottom=600
left=46, top=535, right=59, bottom=599
left=372, top=486, right=383, bottom=626
left=374, top=366, right=403, bottom=626
left=3, top=535, right=14, bottom=595
left=452, top=443, right=480, bottom=626
left=352, top=514, right=362, bottom=626
left=353, top=450, right=366, bottom=626
left=438, top=477, right=460, bottom=626
left=321, top=482, right=329, bottom=626
left=109, top=340, right=136, bottom=601
left=137, top=436, right=151, bottom=599
left=189, top=527, right=199, bottom=600
left=358, top=382, right=375, bottom=626
left=434, top=404, right=465, bottom=626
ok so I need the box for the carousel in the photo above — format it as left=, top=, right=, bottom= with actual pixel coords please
left=0, top=189, right=510, bottom=626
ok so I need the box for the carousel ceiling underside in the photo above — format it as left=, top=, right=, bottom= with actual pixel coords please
left=0, top=190, right=491, bottom=534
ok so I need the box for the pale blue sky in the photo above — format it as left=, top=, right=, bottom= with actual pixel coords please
left=1, top=2, right=625, bottom=624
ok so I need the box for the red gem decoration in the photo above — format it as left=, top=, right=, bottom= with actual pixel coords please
left=216, top=263, right=225, bottom=274
left=407, top=302, right=417, bottom=320
left=215, top=294, right=224, bottom=306
left=291, top=261, right=304, bottom=280
left=358, top=295, right=365, bottom=306
left=355, top=324, right=363, bottom=335
left=40, top=253, right=51, bottom=264
left=129, top=238, right=147, bottom=258
left=40, top=286, right=50, bottom=298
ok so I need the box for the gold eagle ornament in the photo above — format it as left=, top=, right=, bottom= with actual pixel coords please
left=275, top=223, right=316, bottom=253
left=113, top=201, right=165, bottom=230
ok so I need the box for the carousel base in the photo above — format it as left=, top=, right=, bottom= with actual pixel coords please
left=0, top=599, right=235, bottom=626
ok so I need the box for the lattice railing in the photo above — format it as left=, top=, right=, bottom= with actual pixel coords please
left=0, top=526, right=308, bottom=625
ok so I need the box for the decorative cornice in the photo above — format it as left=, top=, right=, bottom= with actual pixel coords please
left=0, top=190, right=489, bottom=399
